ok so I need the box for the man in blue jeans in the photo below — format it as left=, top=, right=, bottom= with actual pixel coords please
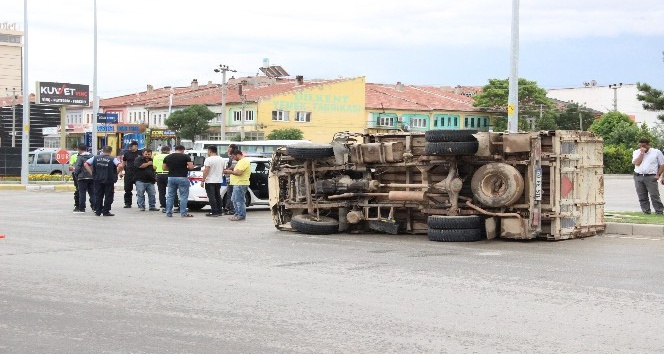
left=223, top=150, right=251, bottom=221
left=163, top=145, right=195, bottom=217
left=134, top=148, right=159, bottom=212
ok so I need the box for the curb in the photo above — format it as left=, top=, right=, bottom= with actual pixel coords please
left=0, top=184, right=122, bottom=192
left=605, top=222, right=664, bottom=237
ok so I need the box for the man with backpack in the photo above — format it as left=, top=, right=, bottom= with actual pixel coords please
left=73, top=144, right=95, bottom=213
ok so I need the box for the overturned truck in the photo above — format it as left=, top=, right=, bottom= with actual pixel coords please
left=268, top=130, right=605, bottom=241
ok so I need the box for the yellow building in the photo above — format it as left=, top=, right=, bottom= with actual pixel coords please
left=256, top=77, right=365, bottom=142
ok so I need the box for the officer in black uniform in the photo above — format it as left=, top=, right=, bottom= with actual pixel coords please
left=85, top=146, right=124, bottom=216
left=122, top=141, right=141, bottom=208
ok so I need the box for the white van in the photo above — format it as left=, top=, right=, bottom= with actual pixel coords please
left=28, top=148, right=75, bottom=175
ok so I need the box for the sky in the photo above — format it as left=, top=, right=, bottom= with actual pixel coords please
left=3, top=0, right=664, bottom=98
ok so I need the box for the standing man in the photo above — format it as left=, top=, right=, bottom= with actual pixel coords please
left=134, top=148, right=159, bottom=212
left=632, top=138, right=664, bottom=215
left=122, top=141, right=141, bottom=208
left=224, top=150, right=250, bottom=221
left=69, top=144, right=84, bottom=212
left=223, top=144, right=238, bottom=215
left=201, top=145, right=224, bottom=217
left=163, top=145, right=195, bottom=217
left=85, top=145, right=123, bottom=216
left=153, top=145, right=171, bottom=212
left=73, top=144, right=95, bottom=214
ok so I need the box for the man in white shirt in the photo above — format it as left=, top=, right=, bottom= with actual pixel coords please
left=201, top=145, right=225, bottom=217
left=632, top=138, right=664, bottom=214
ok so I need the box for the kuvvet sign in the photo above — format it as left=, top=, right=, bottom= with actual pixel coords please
left=35, top=81, right=90, bottom=106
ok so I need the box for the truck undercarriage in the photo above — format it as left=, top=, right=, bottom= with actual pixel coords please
left=269, top=130, right=605, bottom=241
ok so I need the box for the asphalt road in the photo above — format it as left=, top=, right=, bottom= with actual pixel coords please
left=1, top=190, right=663, bottom=353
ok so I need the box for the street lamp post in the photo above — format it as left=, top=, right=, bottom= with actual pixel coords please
left=240, top=94, right=246, bottom=141
left=213, top=64, right=236, bottom=140
left=21, top=0, right=30, bottom=185
left=609, top=83, right=623, bottom=111
left=507, top=0, right=520, bottom=133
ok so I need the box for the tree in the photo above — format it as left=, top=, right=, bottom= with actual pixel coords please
left=588, top=111, right=634, bottom=139
left=636, top=82, right=664, bottom=121
left=556, top=103, right=596, bottom=131
left=164, top=104, right=215, bottom=142
left=473, top=78, right=557, bottom=131
left=267, top=128, right=304, bottom=140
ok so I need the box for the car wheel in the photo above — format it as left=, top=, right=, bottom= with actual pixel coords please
left=286, top=144, right=334, bottom=159
left=427, top=228, right=484, bottom=242
left=425, top=141, right=478, bottom=155
left=425, top=129, right=478, bottom=142
left=290, top=214, right=339, bottom=235
left=471, top=163, right=524, bottom=207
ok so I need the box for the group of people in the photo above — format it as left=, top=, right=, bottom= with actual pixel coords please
left=70, top=141, right=252, bottom=220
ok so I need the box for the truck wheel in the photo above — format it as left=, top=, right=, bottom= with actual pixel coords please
left=425, top=141, right=478, bottom=155
left=428, top=215, right=482, bottom=229
left=427, top=228, right=484, bottom=242
left=291, top=214, right=339, bottom=235
left=471, top=163, right=524, bottom=207
left=286, top=144, right=334, bottom=159
left=425, top=129, right=478, bottom=142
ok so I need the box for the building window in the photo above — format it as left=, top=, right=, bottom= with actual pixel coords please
left=470, top=117, right=475, bottom=128
left=433, top=119, right=438, bottom=128
left=272, top=110, right=289, bottom=121
left=377, top=115, right=395, bottom=127
left=295, top=111, right=311, bottom=122
left=410, top=117, right=427, bottom=128
left=245, top=110, right=255, bottom=122
left=233, top=111, right=242, bottom=122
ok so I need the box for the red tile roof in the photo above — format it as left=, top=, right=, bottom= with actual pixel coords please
left=366, top=83, right=480, bottom=112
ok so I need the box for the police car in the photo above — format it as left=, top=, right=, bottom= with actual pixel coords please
left=186, top=156, right=270, bottom=211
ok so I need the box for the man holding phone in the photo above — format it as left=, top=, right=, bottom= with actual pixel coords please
left=632, top=138, right=664, bottom=215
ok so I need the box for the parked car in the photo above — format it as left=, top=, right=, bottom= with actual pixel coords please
left=186, top=156, right=271, bottom=211
left=28, top=148, right=76, bottom=175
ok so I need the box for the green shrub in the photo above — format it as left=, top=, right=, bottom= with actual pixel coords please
left=603, top=145, right=633, bottom=174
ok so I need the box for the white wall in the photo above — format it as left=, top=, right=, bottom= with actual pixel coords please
left=547, top=84, right=661, bottom=126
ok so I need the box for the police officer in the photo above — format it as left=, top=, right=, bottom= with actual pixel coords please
left=122, top=141, right=141, bottom=208
left=69, top=147, right=82, bottom=212
left=85, top=145, right=124, bottom=216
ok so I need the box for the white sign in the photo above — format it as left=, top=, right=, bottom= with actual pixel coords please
left=42, top=127, right=58, bottom=135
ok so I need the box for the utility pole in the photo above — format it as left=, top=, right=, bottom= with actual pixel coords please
left=8, top=88, right=17, bottom=147
left=21, top=0, right=30, bottom=185
left=214, top=64, right=236, bottom=140
left=507, top=0, right=520, bottom=133
left=240, top=94, right=246, bottom=141
left=609, top=83, right=622, bottom=111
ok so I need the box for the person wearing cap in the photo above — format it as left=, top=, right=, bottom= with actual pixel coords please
left=122, top=141, right=141, bottom=208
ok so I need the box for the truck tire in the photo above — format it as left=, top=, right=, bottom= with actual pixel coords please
left=471, top=163, right=524, bottom=207
left=428, top=215, right=482, bottom=229
left=286, top=144, right=334, bottom=159
left=425, top=129, right=478, bottom=142
left=425, top=141, right=478, bottom=155
left=290, top=214, right=339, bottom=235
left=427, top=228, right=484, bottom=242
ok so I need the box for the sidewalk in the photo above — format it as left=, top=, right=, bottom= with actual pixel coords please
left=0, top=179, right=124, bottom=192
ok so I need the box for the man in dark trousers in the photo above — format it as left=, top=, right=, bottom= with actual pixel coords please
left=122, top=141, right=141, bottom=208
left=153, top=145, right=171, bottom=212
left=85, top=145, right=124, bottom=216
left=73, top=144, right=95, bottom=213
left=163, top=145, right=195, bottom=217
